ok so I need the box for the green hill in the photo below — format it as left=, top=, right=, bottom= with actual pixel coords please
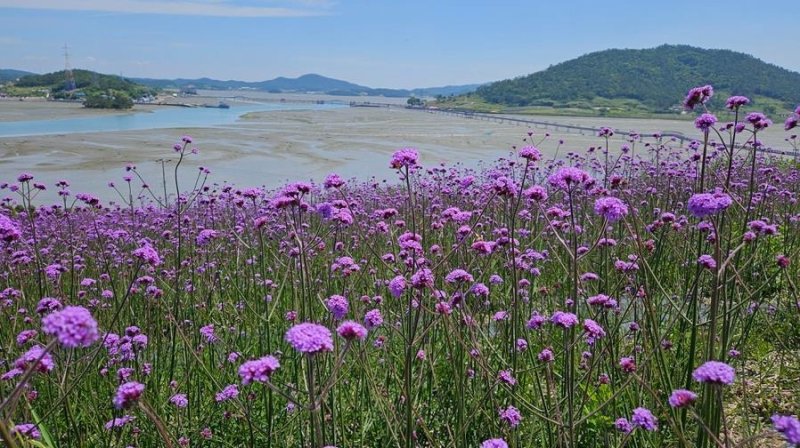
left=0, top=69, right=35, bottom=83
left=470, top=45, right=800, bottom=116
left=4, top=69, right=157, bottom=108
left=15, top=69, right=155, bottom=96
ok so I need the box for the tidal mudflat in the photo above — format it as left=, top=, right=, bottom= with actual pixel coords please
left=0, top=98, right=792, bottom=199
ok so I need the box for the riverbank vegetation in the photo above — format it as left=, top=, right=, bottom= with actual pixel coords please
left=1, top=69, right=156, bottom=109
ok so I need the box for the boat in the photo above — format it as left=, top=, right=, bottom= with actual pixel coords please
left=201, top=102, right=231, bottom=109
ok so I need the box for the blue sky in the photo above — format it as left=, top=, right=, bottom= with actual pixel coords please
left=1, top=0, right=798, bottom=89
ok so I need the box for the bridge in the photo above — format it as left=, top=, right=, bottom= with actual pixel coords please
left=404, top=106, right=798, bottom=158
left=149, top=96, right=798, bottom=158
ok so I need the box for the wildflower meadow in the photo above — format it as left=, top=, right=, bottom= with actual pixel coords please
left=1, top=88, right=799, bottom=447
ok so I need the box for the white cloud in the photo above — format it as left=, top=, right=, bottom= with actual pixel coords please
left=0, top=0, right=330, bottom=17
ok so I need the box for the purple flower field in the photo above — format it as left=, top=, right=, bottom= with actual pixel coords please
left=1, top=89, right=799, bottom=447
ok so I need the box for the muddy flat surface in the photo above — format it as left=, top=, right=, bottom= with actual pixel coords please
left=0, top=99, right=791, bottom=204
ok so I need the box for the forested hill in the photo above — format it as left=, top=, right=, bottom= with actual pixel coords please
left=13, top=69, right=153, bottom=96
left=4, top=69, right=157, bottom=109
left=0, top=69, right=35, bottom=83
left=474, top=45, right=800, bottom=112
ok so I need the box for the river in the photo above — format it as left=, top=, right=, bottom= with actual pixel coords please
left=0, top=101, right=343, bottom=138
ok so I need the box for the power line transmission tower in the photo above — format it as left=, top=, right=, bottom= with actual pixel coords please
left=63, top=44, right=77, bottom=92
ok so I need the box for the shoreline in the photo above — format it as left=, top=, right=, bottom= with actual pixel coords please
left=0, top=93, right=716, bottom=124
left=0, top=98, right=149, bottom=122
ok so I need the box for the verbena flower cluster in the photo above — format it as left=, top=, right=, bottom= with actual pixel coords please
left=0, top=88, right=798, bottom=447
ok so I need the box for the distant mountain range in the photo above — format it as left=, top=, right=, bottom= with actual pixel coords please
left=130, top=73, right=482, bottom=98
left=472, top=45, right=800, bottom=113
left=9, top=45, right=799, bottom=116
left=1, top=69, right=481, bottom=98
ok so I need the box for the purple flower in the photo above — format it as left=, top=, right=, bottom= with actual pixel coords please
left=170, top=393, right=189, bottom=408
left=550, top=311, right=578, bottom=328
left=746, top=112, right=772, bottom=130
left=692, top=360, right=735, bottom=385
left=388, top=275, right=407, bottom=297
left=410, top=268, right=434, bottom=289
left=238, top=356, right=280, bottom=385
left=583, top=319, right=606, bottom=345
left=499, top=405, right=522, bottom=428
left=538, top=347, right=554, bottom=363
left=615, top=418, right=633, bottom=434
left=698, top=254, right=717, bottom=270
left=694, top=113, right=717, bottom=131
left=113, top=381, right=145, bottom=409
left=16, top=329, right=38, bottom=346
left=725, top=96, right=750, bottom=110
left=36, top=297, right=62, bottom=314
left=42, top=306, right=99, bottom=348
left=336, top=321, right=368, bottom=341
left=272, top=195, right=297, bottom=209
left=105, top=415, right=135, bottom=430
left=132, top=244, right=161, bottom=266
left=581, top=272, right=600, bottom=282
left=631, top=407, right=658, bottom=431
left=497, top=369, right=516, bottom=386
left=683, top=85, right=714, bottom=110
left=619, top=357, right=636, bottom=373
left=786, top=115, right=799, bottom=131
left=14, top=345, right=55, bottom=373
left=772, top=414, right=800, bottom=445
left=324, top=173, right=345, bottom=189
left=0, top=214, right=21, bottom=242
left=526, top=312, right=547, bottom=330
left=598, top=127, right=614, bottom=137
left=492, top=176, right=518, bottom=197
left=199, top=324, right=219, bottom=344
left=548, top=167, right=593, bottom=191
left=435, top=301, right=452, bottom=315
left=481, top=439, right=509, bottom=448
left=445, top=268, right=474, bottom=284
left=594, top=197, right=629, bottom=222
left=364, top=309, right=383, bottom=329
left=523, top=185, right=548, bottom=201
left=587, top=294, right=616, bottom=308
left=519, top=145, right=542, bottom=161
left=285, top=323, right=334, bottom=354
left=390, top=147, right=419, bottom=169
left=687, top=192, right=732, bottom=218
left=326, top=295, right=349, bottom=320
left=44, top=263, right=64, bottom=279
left=215, top=384, right=239, bottom=402
left=12, top=423, right=41, bottom=440
left=668, top=389, right=698, bottom=408
left=196, top=229, right=218, bottom=246
left=0, top=368, right=22, bottom=380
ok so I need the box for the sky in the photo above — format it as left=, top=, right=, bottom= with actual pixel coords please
left=1, top=0, right=798, bottom=89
